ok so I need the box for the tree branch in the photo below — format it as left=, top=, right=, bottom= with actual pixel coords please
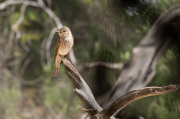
left=98, top=5, right=180, bottom=108
left=62, top=57, right=180, bottom=119
left=0, top=0, right=62, bottom=29
left=98, top=85, right=180, bottom=118
left=84, top=62, right=123, bottom=70
left=45, top=27, right=58, bottom=66
left=61, top=58, right=102, bottom=117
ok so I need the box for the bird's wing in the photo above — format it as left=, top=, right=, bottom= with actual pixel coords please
left=54, top=38, right=60, bottom=63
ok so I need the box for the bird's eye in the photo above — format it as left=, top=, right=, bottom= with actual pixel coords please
left=63, top=30, right=65, bottom=32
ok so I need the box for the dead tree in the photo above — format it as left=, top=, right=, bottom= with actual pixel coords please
left=98, top=5, right=180, bottom=107
left=61, top=5, right=180, bottom=119
left=62, top=58, right=179, bottom=119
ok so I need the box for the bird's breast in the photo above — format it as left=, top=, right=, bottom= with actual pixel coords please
left=58, top=36, right=73, bottom=56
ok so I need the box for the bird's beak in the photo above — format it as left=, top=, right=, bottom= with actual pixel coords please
left=56, top=30, right=60, bottom=33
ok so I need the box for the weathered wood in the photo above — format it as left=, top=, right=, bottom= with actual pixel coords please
left=62, top=57, right=179, bottom=119
left=99, top=85, right=180, bottom=118
left=62, top=5, right=180, bottom=119
left=98, top=5, right=180, bottom=108
left=62, top=58, right=103, bottom=117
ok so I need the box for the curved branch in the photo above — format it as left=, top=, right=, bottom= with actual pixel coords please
left=0, top=0, right=63, bottom=28
left=19, top=56, right=31, bottom=76
left=40, top=37, right=48, bottom=66
left=0, top=0, right=28, bottom=10
left=99, top=5, right=180, bottom=108
left=21, top=76, right=43, bottom=85
left=99, top=85, right=180, bottom=118
left=37, top=0, right=62, bottom=28
left=12, top=2, right=31, bottom=50
left=45, top=27, right=58, bottom=66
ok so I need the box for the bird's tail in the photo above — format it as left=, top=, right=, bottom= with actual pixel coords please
left=52, top=56, right=62, bottom=77
left=52, top=66, right=60, bottom=77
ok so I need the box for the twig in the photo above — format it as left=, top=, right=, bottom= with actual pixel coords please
left=40, top=37, right=47, bottom=67
left=83, top=62, right=123, bottom=70
left=19, top=56, right=31, bottom=76
left=21, top=76, right=43, bottom=85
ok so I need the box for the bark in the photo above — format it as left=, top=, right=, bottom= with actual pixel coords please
left=98, top=5, right=180, bottom=108
left=62, top=57, right=180, bottom=119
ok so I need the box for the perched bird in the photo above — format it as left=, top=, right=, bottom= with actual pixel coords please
left=52, top=26, right=74, bottom=77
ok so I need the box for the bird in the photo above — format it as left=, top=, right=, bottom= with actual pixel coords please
left=52, top=26, right=74, bottom=77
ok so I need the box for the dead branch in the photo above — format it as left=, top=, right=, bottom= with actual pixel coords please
left=98, top=85, right=180, bottom=118
left=62, top=57, right=180, bottom=119
left=98, top=5, right=180, bottom=108
left=79, top=62, right=123, bottom=72
left=61, top=58, right=102, bottom=117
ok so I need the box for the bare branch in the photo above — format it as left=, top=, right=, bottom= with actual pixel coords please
left=12, top=2, right=32, bottom=51
left=99, top=5, right=180, bottom=108
left=8, top=1, right=40, bottom=48
left=84, top=62, right=123, bottom=70
left=45, top=27, right=58, bottom=66
left=61, top=58, right=102, bottom=117
left=19, top=56, right=31, bottom=76
left=0, top=0, right=28, bottom=10
left=37, top=0, right=62, bottom=28
left=0, top=0, right=63, bottom=28
left=98, top=85, right=180, bottom=118
left=21, top=76, right=43, bottom=85
left=40, top=37, right=48, bottom=67
left=12, top=2, right=30, bottom=30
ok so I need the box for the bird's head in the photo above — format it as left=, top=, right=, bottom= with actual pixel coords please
left=56, top=26, right=71, bottom=37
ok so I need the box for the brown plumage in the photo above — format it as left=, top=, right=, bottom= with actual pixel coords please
left=52, top=26, right=74, bottom=77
